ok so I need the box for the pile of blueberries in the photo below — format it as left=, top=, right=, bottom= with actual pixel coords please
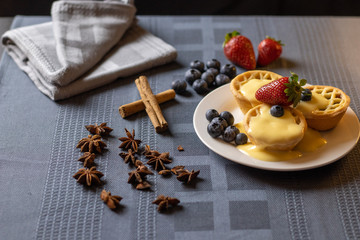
left=171, top=59, right=237, bottom=94
left=206, top=109, right=248, bottom=145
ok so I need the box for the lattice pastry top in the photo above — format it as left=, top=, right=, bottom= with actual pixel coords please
left=296, top=85, right=350, bottom=131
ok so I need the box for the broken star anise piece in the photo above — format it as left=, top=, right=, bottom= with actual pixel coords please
left=119, top=128, right=141, bottom=153
left=177, top=145, right=184, bottom=151
left=77, top=135, right=107, bottom=153
left=119, top=149, right=137, bottom=165
left=146, top=152, right=172, bottom=171
left=78, top=152, right=96, bottom=167
left=176, top=169, right=200, bottom=184
left=128, top=164, right=153, bottom=190
left=152, top=195, right=180, bottom=212
left=85, top=123, right=113, bottom=136
left=100, top=189, right=122, bottom=210
left=73, top=166, right=104, bottom=186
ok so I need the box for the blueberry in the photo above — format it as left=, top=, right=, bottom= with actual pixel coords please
left=235, top=133, right=248, bottom=145
left=206, top=59, right=221, bottom=70
left=206, top=68, right=219, bottom=77
left=171, top=79, right=187, bottom=93
left=192, top=79, right=208, bottom=94
left=223, top=126, right=237, bottom=142
left=185, top=69, right=202, bottom=86
left=270, top=105, right=284, bottom=117
left=219, top=111, right=234, bottom=126
left=190, top=60, right=205, bottom=72
left=206, top=109, right=219, bottom=122
left=220, top=64, right=237, bottom=79
left=301, top=88, right=312, bottom=101
left=211, top=117, right=228, bottom=129
left=215, top=74, right=231, bottom=87
left=227, top=125, right=240, bottom=135
left=201, top=71, right=215, bottom=86
left=207, top=121, right=224, bottom=138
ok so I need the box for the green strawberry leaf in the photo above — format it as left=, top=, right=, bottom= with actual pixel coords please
left=266, top=35, right=285, bottom=46
left=223, top=31, right=240, bottom=47
left=284, top=72, right=307, bottom=107
left=299, top=78, right=307, bottom=86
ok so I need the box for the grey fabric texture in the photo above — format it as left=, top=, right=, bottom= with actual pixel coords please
left=1, top=0, right=177, bottom=100
left=1, top=15, right=360, bottom=240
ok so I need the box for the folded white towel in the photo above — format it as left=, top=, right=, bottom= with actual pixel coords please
left=1, top=0, right=177, bottom=100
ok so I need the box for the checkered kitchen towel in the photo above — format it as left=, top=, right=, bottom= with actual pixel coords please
left=1, top=0, right=177, bottom=100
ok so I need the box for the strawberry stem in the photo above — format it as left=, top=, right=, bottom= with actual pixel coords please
left=284, top=72, right=306, bottom=107
left=265, top=35, right=285, bottom=46
left=223, top=31, right=240, bottom=47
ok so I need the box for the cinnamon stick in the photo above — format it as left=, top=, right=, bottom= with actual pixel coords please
left=119, top=89, right=175, bottom=118
left=135, top=76, right=168, bottom=133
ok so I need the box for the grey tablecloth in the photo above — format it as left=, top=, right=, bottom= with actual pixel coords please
left=1, top=16, right=360, bottom=240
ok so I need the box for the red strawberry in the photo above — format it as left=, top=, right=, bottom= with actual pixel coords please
left=255, top=72, right=306, bottom=107
left=257, top=36, right=284, bottom=66
left=223, top=31, right=256, bottom=70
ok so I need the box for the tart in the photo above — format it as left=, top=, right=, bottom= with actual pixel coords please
left=243, top=104, right=307, bottom=151
left=296, top=85, right=350, bottom=131
left=230, top=70, right=283, bottom=114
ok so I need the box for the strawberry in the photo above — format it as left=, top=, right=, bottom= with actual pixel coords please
left=223, top=31, right=256, bottom=70
left=257, top=36, right=284, bottom=66
left=255, top=72, right=306, bottom=107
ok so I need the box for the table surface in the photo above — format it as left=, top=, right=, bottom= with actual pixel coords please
left=1, top=15, right=360, bottom=240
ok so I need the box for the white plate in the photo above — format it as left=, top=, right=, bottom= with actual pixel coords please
left=193, top=84, right=360, bottom=171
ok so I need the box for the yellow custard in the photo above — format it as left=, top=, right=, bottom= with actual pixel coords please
left=240, top=79, right=272, bottom=105
left=235, top=122, right=327, bottom=162
left=295, top=127, right=327, bottom=152
left=237, top=144, right=302, bottom=162
left=296, top=92, right=330, bottom=116
left=247, top=104, right=304, bottom=146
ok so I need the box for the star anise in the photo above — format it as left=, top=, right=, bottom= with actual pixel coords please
left=78, top=152, right=96, bottom=167
left=152, top=195, right=180, bottom=212
left=143, top=144, right=159, bottom=157
left=136, top=181, right=152, bottom=190
left=100, top=189, right=122, bottom=210
left=146, top=152, right=172, bottom=171
left=119, top=128, right=141, bottom=152
left=128, top=164, right=153, bottom=190
left=73, top=166, right=104, bottom=186
left=85, top=123, right=113, bottom=136
left=77, top=135, right=107, bottom=153
left=159, top=169, right=172, bottom=176
left=177, top=169, right=200, bottom=184
left=171, top=165, right=186, bottom=175
left=134, top=160, right=144, bottom=167
left=119, top=149, right=137, bottom=165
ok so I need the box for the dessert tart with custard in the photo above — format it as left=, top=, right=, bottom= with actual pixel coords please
left=296, top=85, right=350, bottom=131
left=230, top=70, right=283, bottom=114
left=243, top=104, right=307, bottom=151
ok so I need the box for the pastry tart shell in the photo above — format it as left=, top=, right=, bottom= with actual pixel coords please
left=243, top=104, right=307, bottom=151
left=301, top=85, right=350, bottom=131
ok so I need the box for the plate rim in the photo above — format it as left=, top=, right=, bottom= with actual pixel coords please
left=193, top=83, right=360, bottom=171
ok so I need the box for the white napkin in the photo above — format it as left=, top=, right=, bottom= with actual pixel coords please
left=1, top=0, right=177, bottom=100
